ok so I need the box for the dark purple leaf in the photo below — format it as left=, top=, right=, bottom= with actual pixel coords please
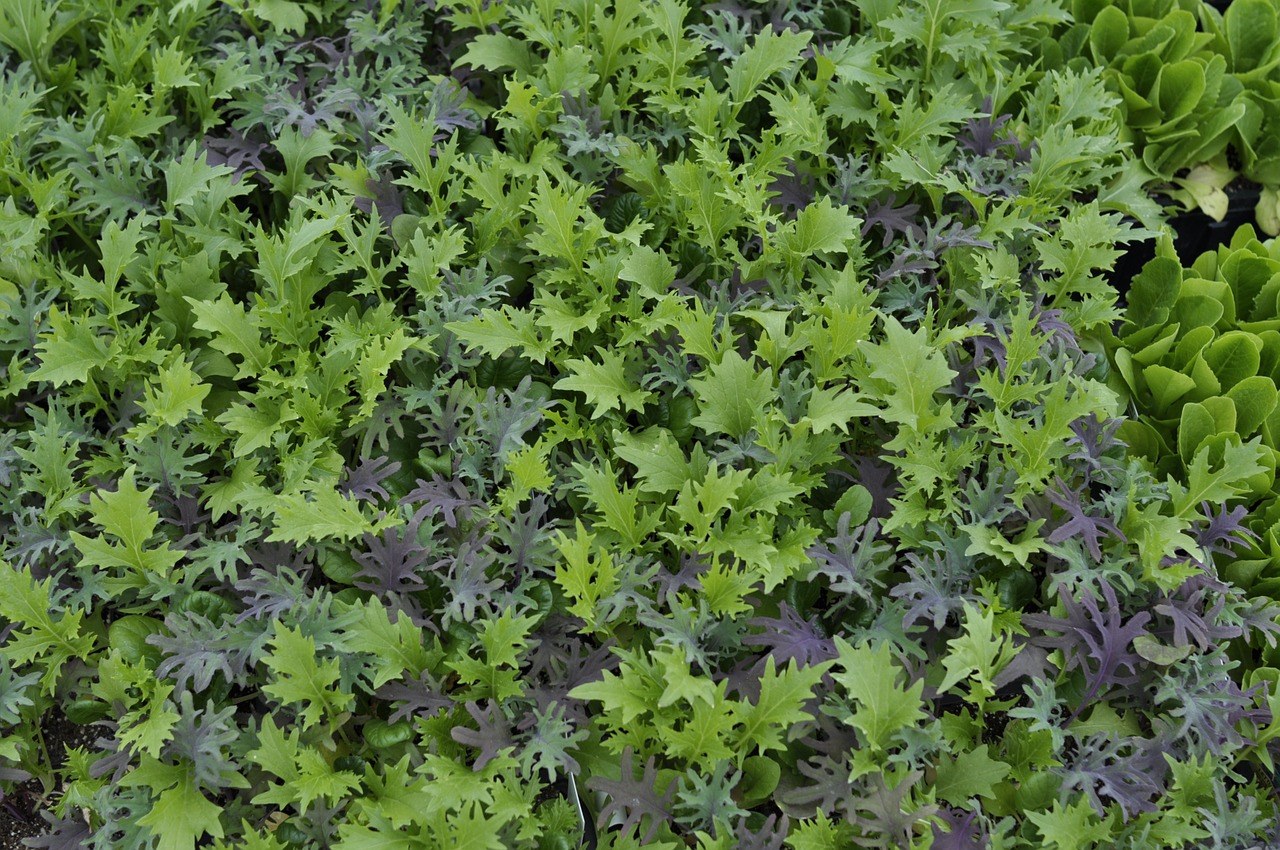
left=338, top=456, right=401, bottom=504
left=1043, top=477, right=1125, bottom=562
left=587, top=748, right=676, bottom=844
left=745, top=603, right=838, bottom=669
left=353, top=521, right=431, bottom=595
left=451, top=700, right=516, bottom=770
left=380, top=670, right=452, bottom=724
left=1152, top=588, right=1241, bottom=652
left=401, top=474, right=483, bottom=528
left=1194, top=503, right=1258, bottom=558
left=861, top=194, right=923, bottom=248
left=203, top=130, right=271, bottom=182
left=1024, top=582, right=1152, bottom=722
left=931, top=807, right=988, bottom=850
left=767, top=161, right=814, bottom=219
left=354, top=176, right=405, bottom=230
left=851, top=454, right=899, bottom=519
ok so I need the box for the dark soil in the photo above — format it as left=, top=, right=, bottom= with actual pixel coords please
left=0, top=711, right=97, bottom=850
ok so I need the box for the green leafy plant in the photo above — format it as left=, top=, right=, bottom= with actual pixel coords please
left=1, top=0, right=1278, bottom=847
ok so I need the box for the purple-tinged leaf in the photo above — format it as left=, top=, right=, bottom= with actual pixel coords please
left=401, top=474, right=483, bottom=528
left=1055, top=734, right=1164, bottom=818
left=436, top=535, right=501, bottom=625
left=1024, top=582, right=1152, bottom=722
left=734, top=813, right=789, bottom=850
left=451, top=700, right=516, bottom=770
left=861, top=194, right=923, bottom=248
left=1230, top=596, right=1280, bottom=648
left=766, top=161, right=814, bottom=220
left=891, top=548, right=975, bottom=632
left=150, top=612, right=258, bottom=693
left=354, top=176, right=405, bottom=230
left=1151, top=588, right=1240, bottom=652
left=587, top=747, right=677, bottom=844
left=930, top=807, right=988, bottom=850
left=23, top=810, right=91, bottom=850
left=850, top=454, right=900, bottom=519
left=203, top=130, right=271, bottom=182
left=235, top=565, right=312, bottom=624
left=1193, top=503, right=1258, bottom=558
left=166, top=693, right=242, bottom=793
left=338, top=456, right=401, bottom=504
left=781, top=755, right=856, bottom=820
left=516, top=701, right=586, bottom=778
left=493, top=493, right=556, bottom=577
left=652, top=551, right=706, bottom=599
left=805, top=517, right=890, bottom=604
left=745, top=603, right=838, bottom=669
left=1152, top=649, right=1267, bottom=757
left=380, top=670, right=451, bottom=724
left=353, top=521, right=431, bottom=595
left=851, top=770, right=937, bottom=846
left=1066, top=414, right=1125, bottom=474
left=1044, top=477, right=1125, bottom=562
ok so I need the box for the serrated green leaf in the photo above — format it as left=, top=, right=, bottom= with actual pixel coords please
left=725, top=28, right=810, bottom=105
left=0, top=561, right=95, bottom=695
left=832, top=638, right=924, bottom=752
left=261, top=624, right=353, bottom=729
left=690, top=350, right=774, bottom=439
left=934, top=745, right=1011, bottom=805
left=1026, top=795, right=1112, bottom=850
left=1171, top=438, right=1268, bottom=519
left=858, top=315, right=956, bottom=432
left=187, top=294, right=273, bottom=378
left=734, top=656, right=829, bottom=756
left=141, top=356, right=210, bottom=428
left=554, top=348, right=652, bottom=417
left=267, top=488, right=389, bottom=545
left=138, top=771, right=225, bottom=850
left=776, top=196, right=861, bottom=258
left=32, top=311, right=109, bottom=386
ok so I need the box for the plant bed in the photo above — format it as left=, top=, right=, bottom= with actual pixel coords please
left=1, top=0, right=1280, bottom=848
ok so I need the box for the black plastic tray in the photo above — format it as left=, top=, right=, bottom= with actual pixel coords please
left=1108, top=185, right=1261, bottom=302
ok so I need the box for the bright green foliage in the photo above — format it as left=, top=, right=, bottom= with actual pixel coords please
left=1026, top=795, right=1113, bottom=850
left=136, top=770, right=226, bottom=850
left=261, top=625, right=353, bottom=730
left=70, top=468, right=185, bottom=593
left=1110, top=227, right=1280, bottom=597
left=831, top=639, right=925, bottom=754
left=936, top=602, right=1021, bottom=707
left=733, top=657, right=830, bottom=757
left=0, top=561, right=95, bottom=694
